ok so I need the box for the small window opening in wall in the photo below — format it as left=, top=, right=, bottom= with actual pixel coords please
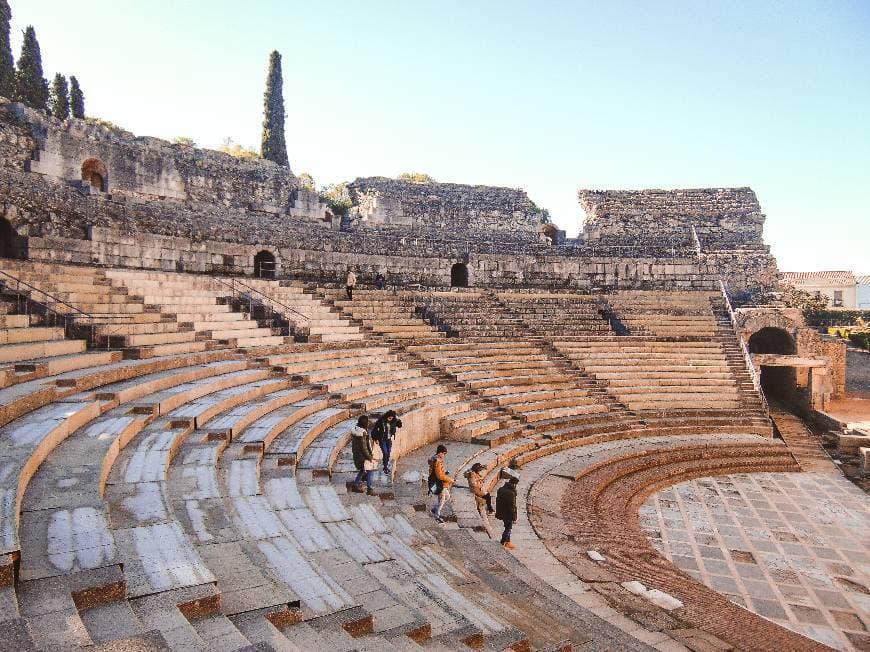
left=254, top=250, right=276, bottom=279
left=541, top=223, right=559, bottom=245
left=833, top=290, right=843, bottom=307
left=450, top=262, right=468, bottom=288
left=81, top=158, right=108, bottom=192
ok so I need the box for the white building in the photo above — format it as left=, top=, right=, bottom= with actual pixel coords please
left=781, top=271, right=857, bottom=309
left=857, top=274, right=870, bottom=309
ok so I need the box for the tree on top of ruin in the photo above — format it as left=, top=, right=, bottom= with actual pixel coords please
left=50, top=73, right=69, bottom=119
left=14, top=26, right=48, bottom=111
left=172, top=136, right=196, bottom=147
left=69, top=76, right=84, bottom=118
left=398, top=172, right=436, bottom=184
left=319, top=182, right=352, bottom=216
left=0, top=0, right=14, bottom=99
left=260, top=50, right=288, bottom=166
left=297, top=172, right=315, bottom=192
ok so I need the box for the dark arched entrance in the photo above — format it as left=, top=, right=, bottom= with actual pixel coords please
left=0, top=217, right=23, bottom=259
left=748, top=327, right=798, bottom=404
left=748, top=327, right=796, bottom=354
left=81, top=158, right=108, bottom=192
left=450, top=263, right=468, bottom=288
left=254, top=250, right=276, bottom=279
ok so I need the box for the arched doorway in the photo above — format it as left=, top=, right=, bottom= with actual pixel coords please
left=450, top=263, right=468, bottom=288
left=748, top=327, right=796, bottom=355
left=81, top=158, right=108, bottom=192
left=748, top=327, right=798, bottom=404
left=254, top=250, right=276, bottom=279
left=0, top=217, right=22, bottom=259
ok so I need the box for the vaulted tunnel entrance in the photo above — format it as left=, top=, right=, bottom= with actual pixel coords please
left=450, top=263, right=468, bottom=288
left=0, top=217, right=22, bottom=259
left=748, top=327, right=801, bottom=408
left=254, top=250, right=276, bottom=279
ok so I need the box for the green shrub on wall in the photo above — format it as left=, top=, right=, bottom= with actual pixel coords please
left=849, top=332, right=870, bottom=350
left=804, top=310, right=870, bottom=329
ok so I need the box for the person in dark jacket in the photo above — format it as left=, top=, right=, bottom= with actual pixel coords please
left=371, top=410, right=402, bottom=473
left=350, top=415, right=376, bottom=494
left=375, top=272, right=386, bottom=290
left=495, top=469, right=519, bottom=549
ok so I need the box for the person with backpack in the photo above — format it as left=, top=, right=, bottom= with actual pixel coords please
left=371, top=410, right=402, bottom=473
left=351, top=415, right=378, bottom=495
left=495, top=469, right=519, bottom=550
left=463, top=462, right=494, bottom=538
left=427, top=444, right=453, bottom=523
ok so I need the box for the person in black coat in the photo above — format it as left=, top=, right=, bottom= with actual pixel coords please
left=495, top=471, right=519, bottom=549
left=371, top=410, right=402, bottom=473
left=350, top=415, right=375, bottom=494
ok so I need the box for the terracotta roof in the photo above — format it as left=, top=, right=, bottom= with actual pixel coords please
left=781, top=271, right=856, bottom=286
left=857, top=275, right=870, bottom=285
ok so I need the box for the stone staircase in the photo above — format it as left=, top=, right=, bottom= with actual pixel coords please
left=241, top=278, right=366, bottom=343
left=319, top=289, right=445, bottom=341
left=0, top=263, right=835, bottom=651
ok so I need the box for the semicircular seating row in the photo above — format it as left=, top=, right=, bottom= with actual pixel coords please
left=0, top=327, right=660, bottom=650
left=0, top=262, right=808, bottom=650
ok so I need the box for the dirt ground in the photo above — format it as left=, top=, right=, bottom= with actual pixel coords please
left=827, top=396, right=870, bottom=429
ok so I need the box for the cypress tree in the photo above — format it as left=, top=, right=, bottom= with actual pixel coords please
left=69, top=75, right=84, bottom=118
left=0, top=0, right=14, bottom=99
left=14, top=26, right=48, bottom=110
left=260, top=50, right=288, bottom=166
left=50, top=73, right=70, bottom=119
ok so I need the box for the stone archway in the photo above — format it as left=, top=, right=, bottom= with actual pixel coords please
left=450, top=262, right=468, bottom=288
left=81, top=158, right=108, bottom=192
left=748, top=327, right=797, bottom=355
left=253, top=250, right=276, bottom=279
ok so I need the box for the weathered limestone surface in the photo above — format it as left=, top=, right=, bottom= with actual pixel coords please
left=579, top=187, right=766, bottom=249
left=347, top=176, right=547, bottom=234
left=0, top=98, right=779, bottom=296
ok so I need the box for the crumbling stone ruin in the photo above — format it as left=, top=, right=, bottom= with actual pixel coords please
left=0, top=96, right=864, bottom=652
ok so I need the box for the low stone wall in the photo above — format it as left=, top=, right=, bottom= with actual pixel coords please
left=24, top=228, right=723, bottom=290
left=846, top=348, right=870, bottom=396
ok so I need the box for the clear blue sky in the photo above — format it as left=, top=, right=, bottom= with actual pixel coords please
left=10, top=0, right=869, bottom=273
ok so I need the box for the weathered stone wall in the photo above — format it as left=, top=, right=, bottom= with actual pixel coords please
left=846, top=349, right=870, bottom=396
left=1, top=99, right=333, bottom=224
left=347, top=177, right=547, bottom=236
left=25, top=228, right=720, bottom=291
left=579, top=187, right=766, bottom=249
left=0, top=98, right=781, bottom=297
left=703, top=250, right=779, bottom=300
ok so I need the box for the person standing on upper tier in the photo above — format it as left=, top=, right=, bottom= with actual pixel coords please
left=346, top=269, right=357, bottom=300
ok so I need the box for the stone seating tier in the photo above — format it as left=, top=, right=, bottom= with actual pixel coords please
left=0, top=262, right=798, bottom=650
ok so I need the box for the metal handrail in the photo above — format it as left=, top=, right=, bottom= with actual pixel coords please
left=212, top=275, right=310, bottom=324
left=719, top=280, right=769, bottom=416
left=0, top=268, right=100, bottom=345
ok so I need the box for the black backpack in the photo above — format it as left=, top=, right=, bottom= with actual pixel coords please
left=427, top=457, right=443, bottom=495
